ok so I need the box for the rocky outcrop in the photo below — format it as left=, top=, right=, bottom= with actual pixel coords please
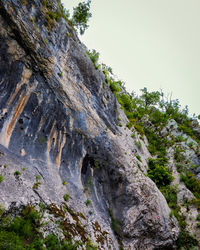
left=0, top=0, right=179, bottom=248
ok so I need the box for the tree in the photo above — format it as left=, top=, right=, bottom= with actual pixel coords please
left=140, top=87, right=160, bottom=107
left=71, top=0, right=92, bottom=35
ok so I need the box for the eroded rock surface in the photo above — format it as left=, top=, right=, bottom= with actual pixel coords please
left=0, top=0, right=179, bottom=248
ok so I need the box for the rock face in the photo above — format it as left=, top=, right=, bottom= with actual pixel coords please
left=0, top=0, right=179, bottom=249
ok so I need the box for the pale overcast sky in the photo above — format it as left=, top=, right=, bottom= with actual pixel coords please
left=62, top=0, right=200, bottom=116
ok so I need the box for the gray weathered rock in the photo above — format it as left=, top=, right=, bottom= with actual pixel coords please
left=0, top=0, right=179, bottom=248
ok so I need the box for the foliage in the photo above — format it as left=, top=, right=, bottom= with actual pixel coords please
left=109, top=79, right=121, bottom=93
left=140, top=87, right=161, bottom=107
left=176, top=230, right=199, bottom=249
left=144, top=128, right=168, bottom=157
left=57, top=71, right=63, bottom=78
left=160, top=185, right=178, bottom=209
left=135, top=154, right=142, bottom=162
left=71, top=0, right=92, bottom=35
left=149, top=109, right=166, bottom=126
left=117, top=93, right=133, bottom=112
left=85, top=199, right=91, bottom=206
left=0, top=175, right=4, bottom=183
left=0, top=204, right=84, bottom=249
left=63, top=194, right=70, bottom=202
left=0, top=205, right=43, bottom=249
left=86, top=49, right=100, bottom=69
left=14, top=171, right=21, bottom=176
left=147, top=158, right=174, bottom=187
left=174, top=147, right=185, bottom=163
left=180, top=171, right=200, bottom=199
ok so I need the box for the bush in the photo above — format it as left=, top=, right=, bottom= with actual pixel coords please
left=176, top=230, right=198, bottom=249
left=147, top=158, right=174, bottom=187
left=0, top=175, right=4, bottom=183
left=145, top=128, right=167, bottom=157
left=180, top=171, right=200, bottom=199
left=160, top=185, right=178, bottom=209
left=135, top=154, right=142, bottom=162
left=117, top=93, right=133, bottom=112
left=44, top=234, right=60, bottom=249
left=149, top=109, right=166, bottom=126
left=176, top=163, right=185, bottom=173
left=14, top=171, right=21, bottom=176
left=0, top=230, right=24, bottom=249
left=109, top=80, right=121, bottom=93
left=63, top=194, right=70, bottom=202
left=134, top=124, right=144, bottom=135
left=85, top=199, right=91, bottom=206
left=71, top=0, right=92, bottom=35
left=86, top=49, right=100, bottom=69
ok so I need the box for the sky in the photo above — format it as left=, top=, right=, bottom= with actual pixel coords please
left=62, top=0, right=200, bottom=117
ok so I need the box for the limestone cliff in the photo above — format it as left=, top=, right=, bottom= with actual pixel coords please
left=0, top=0, right=197, bottom=249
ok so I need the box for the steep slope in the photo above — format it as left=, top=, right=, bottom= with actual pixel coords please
left=0, top=0, right=181, bottom=249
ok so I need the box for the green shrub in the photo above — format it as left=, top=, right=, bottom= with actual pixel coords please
left=175, top=135, right=185, bottom=143
left=0, top=204, right=83, bottom=249
left=160, top=185, right=178, bottom=209
left=44, top=234, right=60, bottom=249
left=180, top=171, right=200, bottom=199
left=36, top=175, right=41, bottom=182
left=147, top=158, right=174, bottom=187
left=117, top=93, right=133, bottom=112
left=32, top=181, right=41, bottom=190
left=135, top=154, right=142, bottom=162
left=0, top=230, right=24, bottom=249
left=174, top=147, right=186, bottom=163
left=63, top=194, right=70, bottom=202
left=109, top=80, right=121, bottom=93
left=178, top=124, right=194, bottom=137
left=134, top=124, right=144, bottom=136
left=145, top=128, right=167, bottom=157
left=131, top=133, right=135, bottom=139
left=176, top=163, right=185, bottom=173
left=86, top=49, right=100, bottom=69
left=85, top=199, right=91, bottom=206
left=176, top=230, right=198, bottom=249
left=0, top=175, right=4, bottom=183
left=14, top=171, right=21, bottom=176
left=126, top=121, right=134, bottom=129
left=57, top=71, right=63, bottom=78
left=149, top=109, right=166, bottom=126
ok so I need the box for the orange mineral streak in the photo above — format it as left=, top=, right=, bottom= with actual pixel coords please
left=0, top=91, right=30, bottom=148
left=8, top=68, right=32, bottom=106
left=46, top=121, right=56, bottom=166
left=8, top=92, right=30, bottom=145
left=7, top=91, right=29, bottom=138
left=56, top=129, right=66, bottom=169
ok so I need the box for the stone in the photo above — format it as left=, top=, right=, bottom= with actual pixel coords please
left=0, top=0, right=180, bottom=249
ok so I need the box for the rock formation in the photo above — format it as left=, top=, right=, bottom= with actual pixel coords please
left=0, top=0, right=199, bottom=249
